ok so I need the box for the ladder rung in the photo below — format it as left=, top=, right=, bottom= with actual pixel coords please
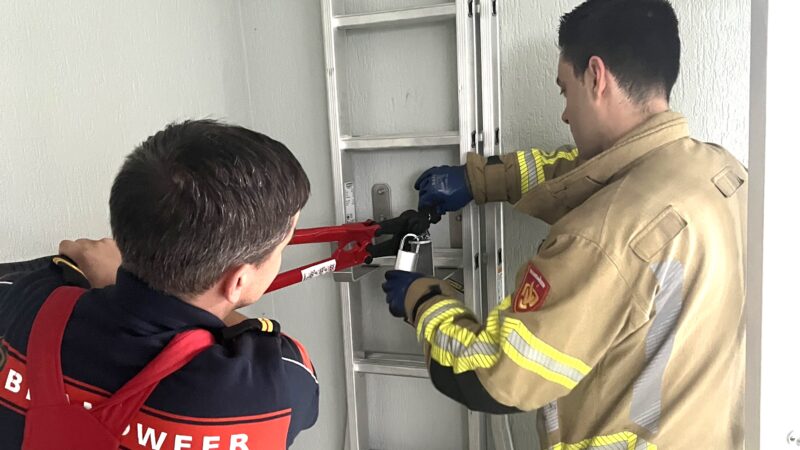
left=370, top=248, right=463, bottom=268
left=333, top=3, right=457, bottom=30
left=353, top=353, right=428, bottom=378
left=332, top=265, right=380, bottom=283
left=334, top=250, right=462, bottom=283
left=341, top=131, right=460, bottom=151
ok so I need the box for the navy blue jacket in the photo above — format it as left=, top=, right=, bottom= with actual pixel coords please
left=0, top=258, right=318, bottom=449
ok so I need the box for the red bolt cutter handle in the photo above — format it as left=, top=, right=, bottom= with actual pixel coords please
left=264, top=208, right=440, bottom=294
left=265, top=221, right=380, bottom=293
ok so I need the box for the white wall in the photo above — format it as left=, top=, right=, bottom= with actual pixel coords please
left=747, top=0, right=800, bottom=447
left=1, top=1, right=755, bottom=449
left=0, top=2, right=344, bottom=449
left=497, top=0, right=751, bottom=446
left=0, top=0, right=252, bottom=259
left=234, top=1, right=346, bottom=448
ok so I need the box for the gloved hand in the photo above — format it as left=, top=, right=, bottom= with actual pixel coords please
left=382, top=270, right=424, bottom=319
left=415, top=165, right=473, bottom=216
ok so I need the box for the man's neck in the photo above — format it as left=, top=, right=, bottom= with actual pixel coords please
left=602, top=98, right=670, bottom=154
left=179, top=290, right=236, bottom=322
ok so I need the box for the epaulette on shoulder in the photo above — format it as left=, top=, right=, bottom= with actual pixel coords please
left=51, top=256, right=91, bottom=289
left=219, top=317, right=281, bottom=341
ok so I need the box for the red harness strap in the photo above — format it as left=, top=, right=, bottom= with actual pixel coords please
left=22, top=286, right=214, bottom=449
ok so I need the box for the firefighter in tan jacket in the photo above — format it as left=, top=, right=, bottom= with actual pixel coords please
left=382, top=1, right=746, bottom=449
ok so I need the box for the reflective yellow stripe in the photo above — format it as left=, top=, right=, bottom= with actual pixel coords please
left=531, top=150, right=547, bottom=185
left=539, top=147, right=579, bottom=166
left=499, top=347, right=575, bottom=387
left=421, top=296, right=590, bottom=390
left=416, top=299, right=467, bottom=342
left=432, top=321, right=499, bottom=372
left=518, top=147, right=579, bottom=195
left=507, top=317, right=591, bottom=375
left=517, top=150, right=531, bottom=194
left=530, top=147, right=580, bottom=185
left=549, top=431, right=656, bottom=450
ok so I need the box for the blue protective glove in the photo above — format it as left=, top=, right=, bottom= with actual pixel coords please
left=414, top=165, right=473, bottom=216
left=381, top=270, right=424, bottom=319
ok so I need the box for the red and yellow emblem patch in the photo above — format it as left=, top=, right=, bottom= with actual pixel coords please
left=513, top=263, right=550, bottom=313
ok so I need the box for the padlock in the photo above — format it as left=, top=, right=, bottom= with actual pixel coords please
left=394, top=234, right=420, bottom=272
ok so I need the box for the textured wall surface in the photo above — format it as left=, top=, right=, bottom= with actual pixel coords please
left=235, top=1, right=346, bottom=448
left=497, top=0, right=751, bottom=446
left=342, top=21, right=459, bottom=137
left=0, top=0, right=251, bottom=260
left=1, top=1, right=751, bottom=449
left=0, top=2, right=346, bottom=448
left=239, top=4, right=468, bottom=448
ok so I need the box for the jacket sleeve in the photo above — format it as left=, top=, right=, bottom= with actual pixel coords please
left=0, top=256, right=54, bottom=282
left=403, top=233, right=646, bottom=412
left=465, top=146, right=580, bottom=205
left=281, top=334, right=319, bottom=444
left=0, top=256, right=87, bottom=327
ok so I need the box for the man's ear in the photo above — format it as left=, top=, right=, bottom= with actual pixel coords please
left=586, top=55, right=609, bottom=100
left=221, top=264, right=250, bottom=306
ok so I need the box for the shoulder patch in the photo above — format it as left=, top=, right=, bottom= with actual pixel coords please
left=52, top=256, right=91, bottom=288
left=513, top=263, right=550, bottom=313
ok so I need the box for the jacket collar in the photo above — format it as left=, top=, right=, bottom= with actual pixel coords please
left=515, top=111, right=689, bottom=223
left=110, top=269, right=224, bottom=330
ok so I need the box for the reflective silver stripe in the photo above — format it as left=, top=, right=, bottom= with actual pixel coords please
left=635, top=438, right=650, bottom=450
left=433, top=328, right=469, bottom=356
left=549, top=441, right=629, bottom=450
left=543, top=400, right=559, bottom=433
left=432, top=321, right=587, bottom=381
left=506, top=330, right=585, bottom=384
left=461, top=341, right=498, bottom=359
left=630, top=260, right=686, bottom=433
left=434, top=330, right=460, bottom=355
left=584, top=443, right=628, bottom=450
left=433, top=330, right=496, bottom=361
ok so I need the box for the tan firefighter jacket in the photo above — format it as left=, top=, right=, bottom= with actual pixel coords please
left=403, top=111, right=747, bottom=449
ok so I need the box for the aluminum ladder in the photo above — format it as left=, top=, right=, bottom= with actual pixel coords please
left=320, top=1, right=513, bottom=448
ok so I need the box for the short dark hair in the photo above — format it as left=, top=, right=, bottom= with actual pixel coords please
left=558, top=0, right=681, bottom=102
left=110, top=120, right=310, bottom=296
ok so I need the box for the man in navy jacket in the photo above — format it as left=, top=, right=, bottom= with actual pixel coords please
left=0, top=120, right=319, bottom=449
